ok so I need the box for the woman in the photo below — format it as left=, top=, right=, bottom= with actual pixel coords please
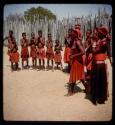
left=91, top=26, right=111, bottom=105
left=66, top=29, right=88, bottom=96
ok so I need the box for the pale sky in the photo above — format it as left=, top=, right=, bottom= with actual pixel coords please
left=4, top=4, right=112, bottom=20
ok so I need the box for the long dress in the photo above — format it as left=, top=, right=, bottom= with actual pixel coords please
left=91, top=38, right=109, bottom=103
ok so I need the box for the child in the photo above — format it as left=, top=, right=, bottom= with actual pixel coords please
left=30, top=32, right=37, bottom=69
left=63, top=29, right=72, bottom=72
left=20, top=32, right=29, bottom=69
left=36, top=42, right=45, bottom=70
left=36, top=30, right=45, bottom=69
left=10, top=47, right=19, bottom=71
left=54, top=40, right=63, bottom=70
left=46, top=33, right=54, bottom=71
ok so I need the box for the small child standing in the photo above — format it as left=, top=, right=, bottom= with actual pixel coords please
left=54, top=40, right=63, bottom=70
left=46, top=33, right=54, bottom=71
left=36, top=42, right=45, bottom=70
left=10, top=47, right=20, bottom=71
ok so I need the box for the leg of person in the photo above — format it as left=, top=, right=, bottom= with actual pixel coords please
left=68, top=63, right=71, bottom=73
left=52, top=59, right=54, bottom=68
left=22, top=59, right=24, bottom=69
left=17, top=63, right=20, bottom=71
left=46, top=59, right=49, bottom=70
left=39, top=59, right=41, bottom=69
left=16, top=63, right=19, bottom=70
left=65, top=83, right=74, bottom=96
left=32, top=58, right=34, bottom=67
left=57, top=63, right=58, bottom=69
left=52, top=59, right=54, bottom=71
left=60, top=62, right=63, bottom=70
left=11, top=62, right=14, bottom=71
left=47, top=59, right=49, bottom=68
left=43, top=59, right=45, bottom=69
left=81, top=79, right=89, bottom=93
left=71, top=83, right=76, bottom=94
left=34, top=58, right=36, bottom=69
left=35, top=58, right=37, bottom=67
left=13, top=63, right=16, bottom=70
left=27, top=59, right=29, bottom=68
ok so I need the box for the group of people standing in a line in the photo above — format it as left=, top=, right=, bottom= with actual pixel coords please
left=6, top=23, right=112, bottom=105
left=7, top=30, right=63, bottom=71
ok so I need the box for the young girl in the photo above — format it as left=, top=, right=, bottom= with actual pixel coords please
left=36, top=42, right=45, bottom=70
left=10, top=46, right=19, bottom=71
left=54, top=40, right=63, bottom=70
left=36, top=30, right=45, bottom=69
left=46, top=33, right=54, bottom=71
left=63, top=29, right=72, bottom=72
left=20, top=32, right=29, bottom=69
left=30, top=32, right=37, bottom=68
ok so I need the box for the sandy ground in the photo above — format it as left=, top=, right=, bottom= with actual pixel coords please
left=3, top=46, right=112, bottom=121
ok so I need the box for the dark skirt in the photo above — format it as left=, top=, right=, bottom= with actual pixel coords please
left=91, top=61, right=108, bottom=102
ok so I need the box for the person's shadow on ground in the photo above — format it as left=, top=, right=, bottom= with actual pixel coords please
left=64, top=82, right=93, bottom=103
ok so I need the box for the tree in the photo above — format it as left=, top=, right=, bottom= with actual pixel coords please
left=24, top=6, right=56, bottom=23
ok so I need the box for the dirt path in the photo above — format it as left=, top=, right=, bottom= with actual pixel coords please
left=3, top=47, right=112, bottom=121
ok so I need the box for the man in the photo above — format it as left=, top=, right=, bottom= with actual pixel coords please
left=46, top=33, right=54, bottom=71
left=20, top=32, right=29, bottom=69
left=91, top=25, right=112, bottom=105
left=66, top=29, right=88, bottom=96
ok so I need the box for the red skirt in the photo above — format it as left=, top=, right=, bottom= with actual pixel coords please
left=69, top=58, right=84, bottom=83
left=54, top=52, right=62, bottom=63
left=46, top=49, right=54, bottom=60
left=30, top=48, right=37, bottom=58
left=37, top=48, right=45, bottom=59
left=21, top=47, right=29, bottom=60
left=10, top=52, right=19, bottom=63
left=64, top=46, right=71, bottom=63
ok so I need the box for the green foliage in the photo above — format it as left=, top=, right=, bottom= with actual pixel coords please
left=24, top=6, right=56, bottom=22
